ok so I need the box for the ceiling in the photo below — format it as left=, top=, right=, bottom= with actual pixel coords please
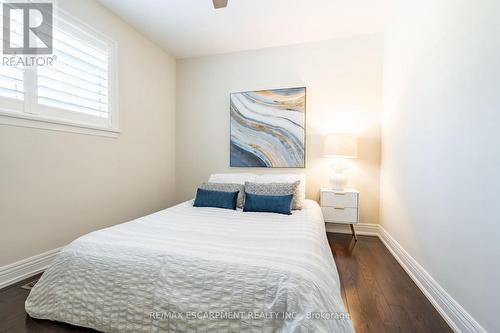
left=98, top=0, right=385, bottom=59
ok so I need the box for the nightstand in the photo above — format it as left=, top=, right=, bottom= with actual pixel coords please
left=320, top=188, right=359, bottom=241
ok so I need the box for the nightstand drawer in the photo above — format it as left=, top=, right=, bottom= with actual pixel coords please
left=322, top=207, right=358, bottom=223
left=321, top=191, right=358, bottom=208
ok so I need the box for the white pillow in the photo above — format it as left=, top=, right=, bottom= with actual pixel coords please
left=254, top=174, right=306, bottom=209
left=208, top=173, right=257, bottom=185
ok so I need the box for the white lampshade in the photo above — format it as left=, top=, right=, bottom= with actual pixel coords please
left=323, top=133, right=358, bottom=158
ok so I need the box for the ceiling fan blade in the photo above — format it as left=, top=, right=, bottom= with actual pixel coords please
left=213, top=0, right=228, bottom=9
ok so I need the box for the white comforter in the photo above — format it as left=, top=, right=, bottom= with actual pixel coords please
left=26, top=200, right=354, bottom=333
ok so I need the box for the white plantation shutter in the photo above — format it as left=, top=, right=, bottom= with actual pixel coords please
left=37, top=26, right=110, bottom=118
left=0, top=9, right=24, bottom=104
left=0, top=65, right=24, bottom=101
left=0, top=7, right=118, bottom=132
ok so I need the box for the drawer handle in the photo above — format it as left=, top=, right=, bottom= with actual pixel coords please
left=334, top=192, right=346, bottom=195
left=334, top=207, right=345, bottom=210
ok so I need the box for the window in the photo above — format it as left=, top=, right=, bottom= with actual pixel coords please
left=0, top=9, right=118, bottom=134
left=0, top=8, right=24, bottom=105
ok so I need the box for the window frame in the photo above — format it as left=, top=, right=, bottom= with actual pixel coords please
left=0, top=8, right=119, bottom=137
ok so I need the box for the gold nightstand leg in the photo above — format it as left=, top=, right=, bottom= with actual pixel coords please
left=350, top=224, right=358, bottom=241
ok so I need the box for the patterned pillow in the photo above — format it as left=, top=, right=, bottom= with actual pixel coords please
left=244, top=181, right=301, bottom=210
left=199, top=182, right=245, bottom=208
left=255, top=174, right=305, bottom=209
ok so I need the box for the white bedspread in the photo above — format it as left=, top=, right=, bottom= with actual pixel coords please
left=26, top=200, right=354, bottom=333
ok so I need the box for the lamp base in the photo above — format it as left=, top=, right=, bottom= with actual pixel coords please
left=330, top=158, right=349, bottom=190
left=330, top=173, right=348, bottom=190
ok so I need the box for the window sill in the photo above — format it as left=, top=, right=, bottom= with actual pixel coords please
left=0, top=111, right=120, bottom=138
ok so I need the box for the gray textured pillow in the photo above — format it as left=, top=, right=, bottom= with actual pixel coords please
left=198, top=182, right=245, bottom=208
left=244, top=181, right=301, bottom=210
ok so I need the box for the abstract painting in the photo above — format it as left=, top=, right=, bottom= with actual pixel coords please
left=230, top=87, right=305, bottom=168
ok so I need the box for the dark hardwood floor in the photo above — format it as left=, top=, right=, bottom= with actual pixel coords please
left=328, top=233, right=452, bottom=333
left=0, top=233, right=452, bottom=333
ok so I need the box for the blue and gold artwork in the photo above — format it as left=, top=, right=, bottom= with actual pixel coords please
left=230, top=87, right=305, bottom=168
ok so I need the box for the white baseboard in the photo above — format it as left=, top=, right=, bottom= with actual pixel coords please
left=327, top=224, right=485, bottom=332
left=325, top=222, right=379, bottom=236
left=0, top=247, right=62, bottom=289
left=377, top=226, right=486, bottom=333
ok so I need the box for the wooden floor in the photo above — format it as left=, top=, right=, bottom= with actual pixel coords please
left=328, top=233, right=452, bottom=333
left=0, top=233, right=452, bottom=333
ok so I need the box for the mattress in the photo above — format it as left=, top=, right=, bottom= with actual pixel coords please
left=25, top=200, right=354, bottom=333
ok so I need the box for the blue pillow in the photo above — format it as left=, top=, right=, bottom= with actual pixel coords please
left=243, top=192, right=293, bottom=215
left=193, top=188, right=239, bottom=210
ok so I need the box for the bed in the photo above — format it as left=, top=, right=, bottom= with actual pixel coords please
left=25, top=199, right=354, bottom=333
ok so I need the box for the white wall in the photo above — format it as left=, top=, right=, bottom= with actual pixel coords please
left=380, top=0, right=500, bottom=331
left=0, top=0, right=176, bottom=266
left=176, top=34, right=383, bottom=224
